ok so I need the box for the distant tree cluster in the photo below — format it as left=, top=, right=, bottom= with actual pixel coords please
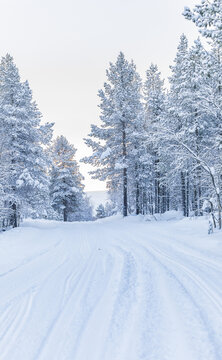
left=0, top=55, right=92, bottom=228
left=83, top=0, right=222, bottom=229
left=96, top=202, right=116, bottom=219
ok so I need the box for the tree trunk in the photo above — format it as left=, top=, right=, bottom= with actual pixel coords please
left=155, top=177, right=160, bottom=213
left=136, top=182, right=140, bottom=215
left=135, top=162, right=140, bottom=215
left=154, top=158, right=160, bottom=213
left=198, top=166, right=202, bottom=215
left=150, top=193, right=154, bottom=215
left=12, top=202, right=18, bottom=228
left=186, top=171, right=189, bottom=217
left=161, top=184, right=167, bottom=213
left=122, top=122, right=127, bottom=217
left=194, top=182, right=198, bottom=216
left=216, top=193, right=222, bottom=229
left=209, top=170, right=222, bottom=229
left=63, top=199, right=68, bottom=222
left=123, top=168, right=127, bottom=217
left=166, top=190, right=170, bottom=211
left=181, top=171, right=186, bottom=217
left=218, top=204, right=221, bottom=230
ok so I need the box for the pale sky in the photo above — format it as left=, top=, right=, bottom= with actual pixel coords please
left=0, top=0, right=200, bottom=191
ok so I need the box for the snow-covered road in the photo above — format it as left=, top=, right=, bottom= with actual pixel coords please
left=0, top=216, right=222, bottom=360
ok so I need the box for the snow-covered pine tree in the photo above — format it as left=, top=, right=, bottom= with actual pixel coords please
left=0, top=113, right=12, bottom=226
left=163, top=34, right=193, bottom=216
left=143, top=63, right=166, bottom=214
left=96, top=204, right=106, bottom=219
left=82, top=52, right=143, bottom=216
left=183, top=0, right=222, bottom=46
left=184, top=0, right=222, bottom=144
left=49, top=135, right=85, bottom=221
left=183, top=39, right=213, bottom=216
left=183, top=1, right=222, bottom=227
left=96, top=201, right=116, bottom=219
left=0, top=54, right=53, bottom=226
left=155, top=33, right=222, bottom=226
left=104, top=201, right=116, bottom=217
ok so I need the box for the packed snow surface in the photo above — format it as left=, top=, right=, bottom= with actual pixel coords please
left=0, top=215, right=222, bottom=360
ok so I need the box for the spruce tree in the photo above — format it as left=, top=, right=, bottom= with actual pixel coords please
left=82, top=52, right=143, bottom=216
left=0, top=54, right=53, bottom=226
left=96, top=204, right=106, bottom=219
left=49, top=136, right=85, bottom=221
left=143, top=63, right=166, bottom=214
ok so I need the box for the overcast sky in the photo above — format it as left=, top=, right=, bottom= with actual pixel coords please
left=0, top=0, right=200, bottom=191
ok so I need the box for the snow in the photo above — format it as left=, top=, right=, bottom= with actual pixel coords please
left=114, top=162, right=127, bottom=170
left=0, top=216, right=222, bottom=359
left=16, top=179, right=23, bottom=187
left=100, top=147, right=111, bottom=160
left=71, top=186, right=79, bottom=193
left=210, top=167, right=215, bottom=175
left=144, top=210, right=184, bottom=222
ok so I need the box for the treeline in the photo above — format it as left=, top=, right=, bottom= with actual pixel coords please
left=0, top=55, right=92, bottom=228
left=83, top=0, right=222, bottom=228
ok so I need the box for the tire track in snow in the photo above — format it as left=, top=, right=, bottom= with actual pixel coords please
left=146, top=242, right=222, bottom=315
left=0, top=289, right=35, bottom=359
left=72, top=243, right=136, bottom=360
left=0, top=239, right=62, bottom=279
left=68, top=251, right=115, bottom=360
left=120, top=227, right=222, bottom=316
left=34, top=249, right=108, bottom=360
left=132, top=241, right=222, bottom=359
left=110, top=238, right=196, bottom=360
left=0, top=251, right=68, bottom=310
left=0, top=258, right=70, bottom=360
left=1, top=219, right=222, bottom=360
left=132, top=250, right=194, bottom=360
left=146, top=227, right=222, bottom=273
left=100, top=245, right=138, bottom=360
left=1, top=228, right=97, bottom=360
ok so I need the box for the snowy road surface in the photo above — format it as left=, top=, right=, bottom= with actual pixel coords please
left=0, top=216, right=222, bottom=360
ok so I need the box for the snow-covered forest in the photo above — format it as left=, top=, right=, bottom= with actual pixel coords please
left=84, top=40, right=222, bottom=226
left=0, top=55, right=92, bottom=226
left=82, top=1, right=222, bottom=229
left=0, top=0, right=222, bottom=229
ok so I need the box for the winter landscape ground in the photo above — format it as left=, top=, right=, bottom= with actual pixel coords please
left=0, top=215, right=221, bottom=360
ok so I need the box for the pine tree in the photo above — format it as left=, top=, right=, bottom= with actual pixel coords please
left=96, top=204, right=106, bottom=219
left=183, top=0, right=222, bottom=46
left=82, top=52, right=143, bottom=216
left=143, top=63, right=166, bottom=214
left=0, top=54, right=53, bottom=226
left=49, top=136, right=85, bottom=221
left=163, top=35, right=193, bottom=216
left=154, top=33, right=222, bottom=226
left=183, top=1, right=222, bottom=227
